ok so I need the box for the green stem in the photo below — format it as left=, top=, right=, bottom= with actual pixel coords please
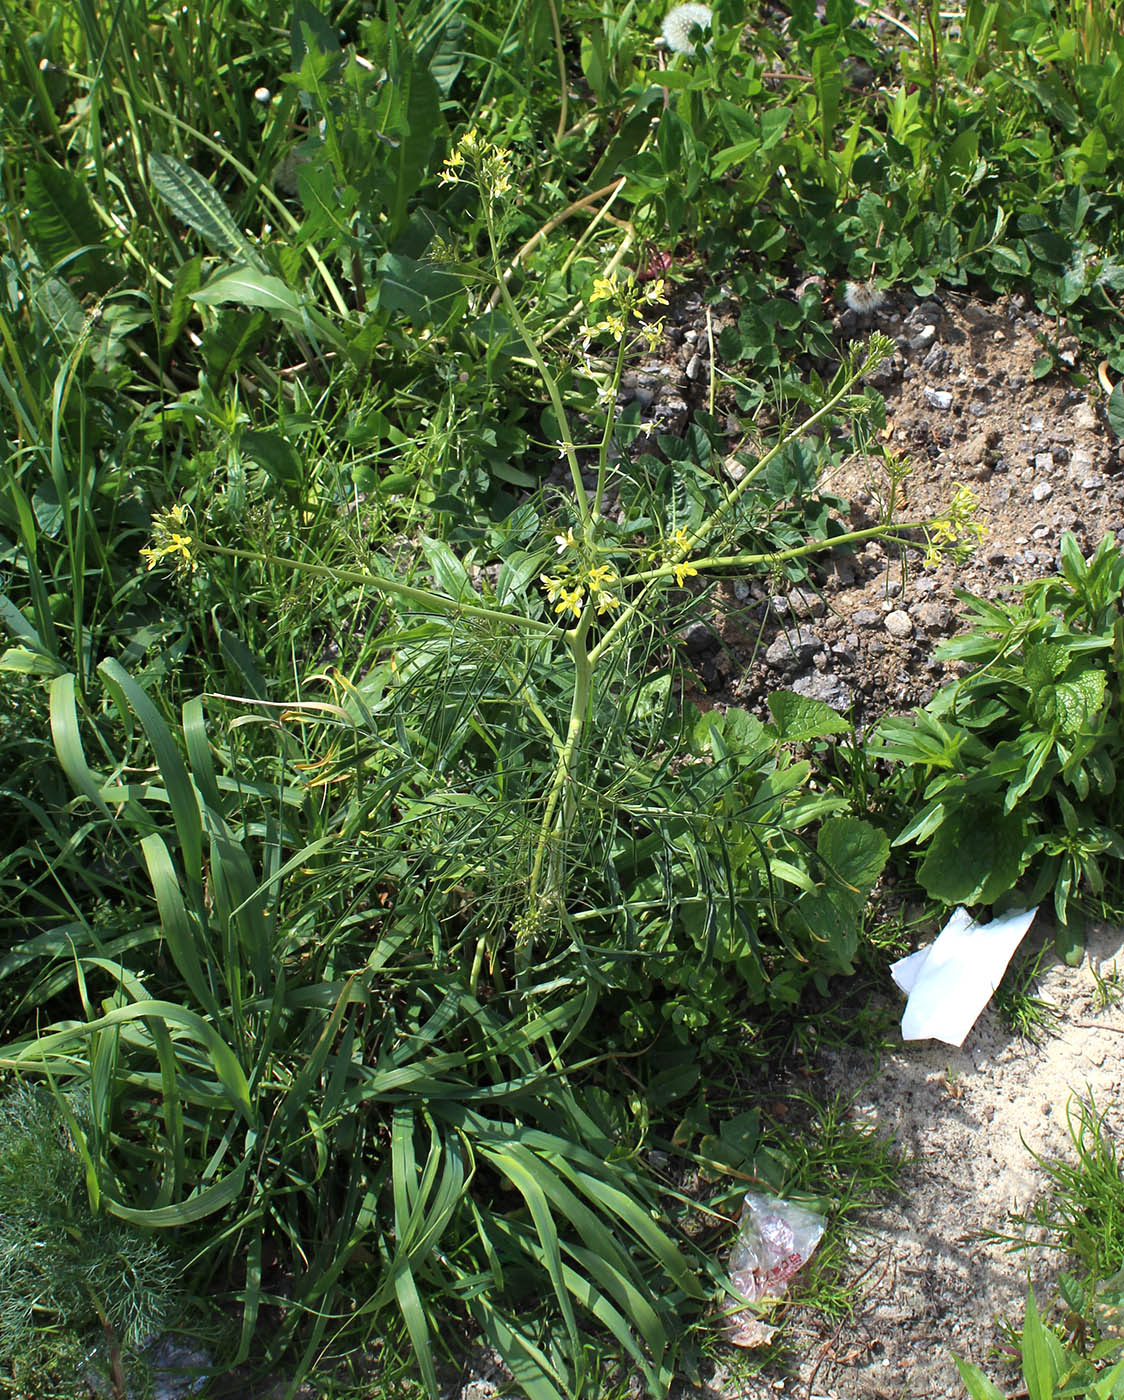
left=616, top=519, right=931, bottom=586
left=482, top=197, right=591, bottom=532
left=589, top=344, right=889, bottom=666
left=545, top=0, right=568, bottom=146
left=198, top=542, right=556, bottom=636
left=525, top=616, right=593, bottom=921
left=592, top=336, right=628, bottom=522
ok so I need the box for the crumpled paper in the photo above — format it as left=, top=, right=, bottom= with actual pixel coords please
left=891, top=905, right=1038, bottom=1046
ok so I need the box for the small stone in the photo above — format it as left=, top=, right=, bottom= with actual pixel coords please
left=789, top=587, right=827, bottom=619
left=1082, top=475, right=1104, bottom=490
left=1031, top=481, right=1053, bottom=502
left=853, top=608, right=881, bottom=628
left=993, top=330, right=1006, bottom=343
left=765, top=627, right=823, bottom=674
left=680, top=622, right=712, bottom=654
left=733, top=581, right=750, bottom=601
left=1034, top=453, right=1054, bottom=473
left=915, top=602, right=952, bottom=632
left=884, top=610, right=913, bottom=639
left=910, top=325, right=937, bottom=351
left=685, top=353, right=705, bottom=381
left=923, top=387, right=954, bottom=410
left=1073, top=403, right=1097, bottom=433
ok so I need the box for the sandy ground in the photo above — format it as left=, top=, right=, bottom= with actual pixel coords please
left=693, top=920, right=1124, bottom=1400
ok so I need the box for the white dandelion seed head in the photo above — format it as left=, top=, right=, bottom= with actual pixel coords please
left=661, top=3, right=713, bottom=54
left=843, top=280, right=886, bottom=315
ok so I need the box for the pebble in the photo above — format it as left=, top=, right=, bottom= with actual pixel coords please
left=853, top=608, right=881, bottom=627
left=1031, top=482, right=1053, bottom=502
left=915, top=602, right=952, bottom=631
left=910, top=325, right=937, bottom=351
left=733, top=581, right=750, bottom=601
left=685, top=353, right=705, bottom=381
left=923, top=387, right=953, bottom=410
left=1072, top=403, right=1097, bottom=433
left=765, top=628, right=824, bottom=674
left=884, top=610, right=914, bottom=638
left=1034, top=453, right=1054, bottom=473
left=1082, top=476, right=1104, bottom=490
left=789, top=587, right=827, bottom=618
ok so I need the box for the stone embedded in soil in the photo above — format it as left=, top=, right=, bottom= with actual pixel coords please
left=1032, top=481, right=1053, bottom=501
left=764, top=627, right=823, bottom=674
left=923, top=386, right=953, bottom=410
left=791, top=670, right=852, bottom=710
left=884, top=609, right=914, bottom=638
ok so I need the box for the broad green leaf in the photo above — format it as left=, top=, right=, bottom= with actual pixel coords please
left=241, top=429, right=304, bottom=493
left=49, top=673, right=112, bottom=818
left=105, top=1155, right=250, bottom=1226
left=817, top=817, right=889, bottom=894
left=767, top=689, right=850, bottom=742
left=1022, top=1289, right=1062, bottom=1400
left=812, top=45, right=842, bottom=149
left=149, top=153, right=266, bottom=269
left=193, top=266, right=348, bottom=350
left=425, top=12, right=465, bottom=94
left=1109, top=382, right=1124, bottom=441
left=25, top=163, right=115, bottom=293
left=1043, top=667, right=1107, bottom=736
left=376, top=253, right=464, bottom=325
left=387, top=43, right=442, bottom=238
left=193, top=267, right=305, bottom=315
left=163, top=255, right=203, bottom=349
left=99, top=658, right=203, bottom=888
left=917, top=804, right=1027, bottom=905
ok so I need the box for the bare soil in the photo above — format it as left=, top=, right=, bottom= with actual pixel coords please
left=620, top=285, right=1124, bottom=1398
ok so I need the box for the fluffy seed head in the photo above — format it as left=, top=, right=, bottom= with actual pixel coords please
left=843, top=280, right=886, bottom=315
left=662, top=3, right=713, bottom=54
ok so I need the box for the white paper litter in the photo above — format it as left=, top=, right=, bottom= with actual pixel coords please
left=891, top=905, right=1038, bottom=1046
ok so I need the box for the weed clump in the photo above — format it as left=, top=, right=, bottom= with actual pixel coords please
left=0, top=1085, right=181, bottom=1392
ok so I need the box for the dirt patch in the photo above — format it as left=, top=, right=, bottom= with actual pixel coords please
left=680, top=921, right=1124, bottom=1400
left=650, top=286, right=1124, bottom=718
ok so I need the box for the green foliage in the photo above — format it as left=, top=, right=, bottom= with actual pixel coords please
left=0, top=1083, right=181, bottom=1389
left=4, top=0, right=1124, bottom=1391
left=876, top=534, right=1124, bottom=943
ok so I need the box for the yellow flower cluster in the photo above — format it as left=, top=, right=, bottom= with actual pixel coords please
left=539, top=540, right=622, bottom=620
left=438, top=127, right=513, bottom=197
left=580, top=271, right=668, bottom=352
left=664, top=526, right=698, bottom=587
left=923, top=484, right=986, bottom=567
left=140, top=504, right=197, bottom=574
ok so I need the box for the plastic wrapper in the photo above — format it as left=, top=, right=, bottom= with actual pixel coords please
left=726, top=1191, right=826, bottom=1347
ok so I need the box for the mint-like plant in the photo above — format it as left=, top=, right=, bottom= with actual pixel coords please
left=876, top=532, right=1124, bottom=961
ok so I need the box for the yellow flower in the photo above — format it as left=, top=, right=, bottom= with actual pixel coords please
left=584, top=563, right=617, bottom=593
left=669, top=527, right=690, bottom=552
left=555, top=586, right=585, bottom=619
left=554, top=529, right=577, bottom=554
left=589, top=273, right=620, bottom=306
left=595, top=591, right=620, bottom=614
left=539, top=573, right=565, bottom=603
left=673, top=561, right=698, bottom=586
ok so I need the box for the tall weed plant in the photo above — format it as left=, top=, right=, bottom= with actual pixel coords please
left=0, top=0, right=1111, bottom=1392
